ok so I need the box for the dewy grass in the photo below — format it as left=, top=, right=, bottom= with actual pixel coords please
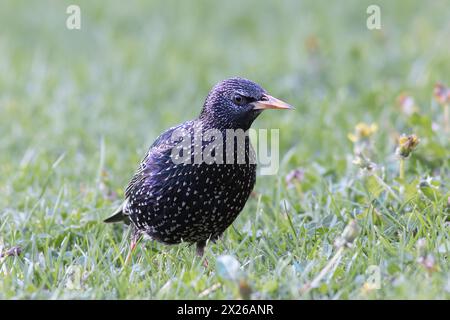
left=0, top=0, right=449, bottom=299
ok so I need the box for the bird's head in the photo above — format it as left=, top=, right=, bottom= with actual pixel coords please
left=200, top=77, right=293, bottom=130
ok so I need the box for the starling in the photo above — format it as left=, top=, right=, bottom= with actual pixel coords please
left=105, top=77, right=292, bottom=257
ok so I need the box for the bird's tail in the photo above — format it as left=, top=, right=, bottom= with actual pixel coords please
left=104, top=199, right=130, bottom=224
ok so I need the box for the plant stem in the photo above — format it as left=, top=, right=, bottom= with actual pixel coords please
left=373, top=173, right=402, bottom=202
left=399, top=158, right=405, bottom=181
left=301, top=246, right=345, bottom=293
left=444, top=104, right=449, bottom=134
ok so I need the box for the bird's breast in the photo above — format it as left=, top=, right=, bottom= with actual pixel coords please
left=127, top=126, right=258, bottom=243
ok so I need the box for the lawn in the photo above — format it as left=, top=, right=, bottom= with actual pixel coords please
left=0, top=0, right=449, bottom=299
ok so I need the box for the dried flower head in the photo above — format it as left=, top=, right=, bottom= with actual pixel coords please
left=352, top=153, right=377, bottom=173
left=348, top=122, right=378, bottom=143
left=0, top=246, right=22, bottom=258
left=396, top=134, right=420, bottom=158
left=434, top=82, right=450, bottom=105
left=334, top=220, right=360, bottom=248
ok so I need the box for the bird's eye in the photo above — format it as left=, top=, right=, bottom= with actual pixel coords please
left=232, top=94, right=246, bottom=106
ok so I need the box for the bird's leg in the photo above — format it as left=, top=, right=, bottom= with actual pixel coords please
left=196, top=240, right=208, bottom=268
left=125, top=227, right=141, bottom=266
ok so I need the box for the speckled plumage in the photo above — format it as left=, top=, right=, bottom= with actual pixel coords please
left=105, top=77, right=291, bottom=255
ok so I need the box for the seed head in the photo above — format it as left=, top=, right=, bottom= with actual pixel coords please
left=396, top=134, right=420, bottom=159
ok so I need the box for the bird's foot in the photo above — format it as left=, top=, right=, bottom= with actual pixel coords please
left=124, top=228, right=141, bottom=266
left=124, top=240, right=137, bottom=266
left=196, top=240, right=209, bottom=268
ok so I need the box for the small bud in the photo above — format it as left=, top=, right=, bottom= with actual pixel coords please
left=416, top=238, right=437, bottom=274
left=285, top=168, right=305, bottom=188
left=419, top=254, right=437, bottom=273
left=238, top=279, right=252, bottom=300
left=396, top=134, right=420, bottom=159
left=342, top=220, right=360, bottom=244
left=335, top=220, right=360, bottom=248
left=416, top=238, right=427, bottom=258
left=396, top=93, right=417, bottom=116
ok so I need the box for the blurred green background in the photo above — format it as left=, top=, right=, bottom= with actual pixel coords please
left=1, top=0, right=449, bottom=181
left=0, top=0, right=449, bottom=299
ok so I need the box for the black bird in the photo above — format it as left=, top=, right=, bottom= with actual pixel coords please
left=105, top=77, right=292, bottom=257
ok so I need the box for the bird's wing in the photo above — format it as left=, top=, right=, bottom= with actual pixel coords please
left=103, top=198, right=131, bottom=224
left=124, top=121, right=193, bottom=199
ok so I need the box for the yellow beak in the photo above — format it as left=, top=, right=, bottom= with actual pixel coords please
left=251, top=94, right=293, bottom=110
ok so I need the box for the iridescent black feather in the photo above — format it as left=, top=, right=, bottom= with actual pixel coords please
left=105, top=77, right=272, bottom=255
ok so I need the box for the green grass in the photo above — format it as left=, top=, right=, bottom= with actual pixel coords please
left=0, top=0, right=449, bottom=299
